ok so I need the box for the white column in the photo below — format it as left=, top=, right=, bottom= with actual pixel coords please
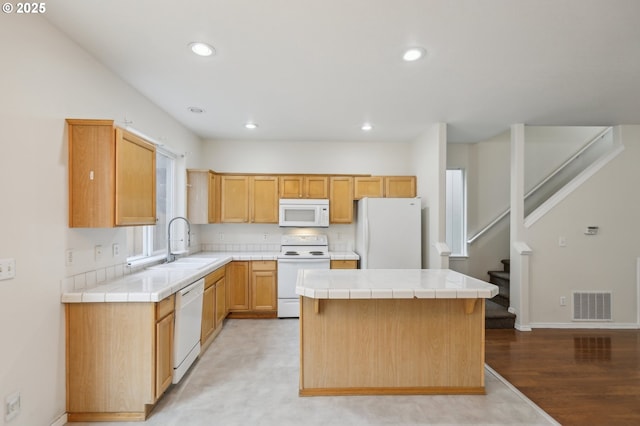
left=510, top=124, right=532, bottom=331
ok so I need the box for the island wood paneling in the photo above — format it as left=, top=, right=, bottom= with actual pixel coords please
left=299, top=297, right=485, bottom=395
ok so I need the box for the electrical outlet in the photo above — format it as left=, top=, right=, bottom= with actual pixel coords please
left=558, top=236, right=567, bottom=247
left=0, top=258, right=16, bottom=281
left=5, top=392, right=20, bottom=422
left=95, top=245, right=103, bottom=261
left=263, top=233, right=269, bottom=240
left=112, top=243, right=120, bottom=257
left=560, top=296, right=567, bottom=306
left=66, top=250, right=74, bottom=265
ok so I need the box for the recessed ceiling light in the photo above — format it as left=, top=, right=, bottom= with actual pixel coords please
left=402, top=47, right=426, bottom=62
left=245, top=122, right=258, bottom=129
left=189, top=42, right=215, bottom=57
left=188, top=106, right=205, bottom=113
left=361, top=122, right=373, bottom=131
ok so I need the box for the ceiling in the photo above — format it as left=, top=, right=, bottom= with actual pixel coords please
left=44, top=0, right=640, bottom=143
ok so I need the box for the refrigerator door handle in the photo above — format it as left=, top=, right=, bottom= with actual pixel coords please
left=364, top=216, right=370, bottom=257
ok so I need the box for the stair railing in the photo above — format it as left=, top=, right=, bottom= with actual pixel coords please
left=467, top=127, right=612, bottom=244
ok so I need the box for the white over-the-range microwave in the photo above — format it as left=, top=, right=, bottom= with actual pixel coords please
left=278, top=199, right=329, bottom=227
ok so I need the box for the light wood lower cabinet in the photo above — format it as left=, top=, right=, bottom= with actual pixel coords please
left=65, top=294, right=175, bottom=422
left=201, top=266, right=226, bottom=350
left=228, top=260, right=277, bottom=317
left=330, top=260, right=358, bottom=269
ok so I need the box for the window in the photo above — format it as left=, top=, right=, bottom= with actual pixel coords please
left=127, top=149, right=175, bottom=262
left=445, top=169, right=467, bottom=257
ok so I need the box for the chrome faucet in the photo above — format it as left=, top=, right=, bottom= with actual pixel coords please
left=167, top=216, right=191, bottom=263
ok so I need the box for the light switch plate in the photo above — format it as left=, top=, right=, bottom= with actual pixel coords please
left=0, top=258, right=16, bottom=281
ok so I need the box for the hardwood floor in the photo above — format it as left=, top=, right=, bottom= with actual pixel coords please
left=485, top=328, right=640, bottom=426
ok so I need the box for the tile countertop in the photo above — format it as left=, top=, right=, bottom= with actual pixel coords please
left=295, top=269, right=499, bottom=300
left=62, top=251, right=359, bottom=303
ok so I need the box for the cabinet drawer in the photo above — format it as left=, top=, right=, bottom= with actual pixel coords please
left=251, top=260, right=276, bottom=271
left=330, top=260, right=358, bottom=269
left=205, top=266, right=225, bottom=289
left=156, top=294, right=175, bottom=320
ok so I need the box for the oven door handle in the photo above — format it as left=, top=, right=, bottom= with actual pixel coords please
left=277, top=258, right=330, bottom=264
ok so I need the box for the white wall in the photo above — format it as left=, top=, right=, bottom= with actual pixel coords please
left=447, top=131, right=511, bottom=278
left=0, top=17, right=202, bottom=426
left=411, top=124, right=446, bottom=268
left=447, top=126, right=608, bottom=280
left=525, top=125, right=640, bottom=327
left=201, top=139, right=413, bottom=174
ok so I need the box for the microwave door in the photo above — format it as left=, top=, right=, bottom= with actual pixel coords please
left=280, top=206, right=317, bottom=226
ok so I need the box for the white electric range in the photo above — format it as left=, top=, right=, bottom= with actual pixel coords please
left=277, top=234, right=330, bottom=318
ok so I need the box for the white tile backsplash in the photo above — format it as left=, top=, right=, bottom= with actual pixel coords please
left=62, top=262, right=130, bottom=294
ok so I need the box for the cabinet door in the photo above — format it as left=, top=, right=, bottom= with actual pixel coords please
left=200, top=284, right=215, bottom=344
left=221, top=176, right=250, bottom=222
left=305, top=176, right=328, bottom=198
left=279, top=176, right=303, bottom=198
left=208, top=171, right=220, bottom=223
left=251, top=261, right=277, bottom=311
left=227, top=261, right=250, bottom=311
left=115, top=129, right=156, bottom=226
left=67, top=119, right=115, bottom=227
left=155, top=311, right=174, bottom=400
left=215, top=277, right=226, bottom=328
left=329, top=176, right=354, bottom=224
left=251, top=176, right=279, bottom=223
left=354, top=176, right=384, bottom=199
left=385, top=176, right=416, bottom=198
left=187, top=170, right=219, bottom=224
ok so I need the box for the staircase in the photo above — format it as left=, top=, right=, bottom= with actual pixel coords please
left=486, top=259, right=516, bottom=329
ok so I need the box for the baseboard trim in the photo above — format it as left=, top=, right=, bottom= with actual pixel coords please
left=51, top=413, right=67, bottom=426
left=528, top=322, right=640, bottom=329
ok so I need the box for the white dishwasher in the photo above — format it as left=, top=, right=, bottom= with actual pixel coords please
left=173, top=278, right=204, bottom=384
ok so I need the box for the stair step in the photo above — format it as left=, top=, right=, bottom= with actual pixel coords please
left=501, top=259, right=510, bottom=273
left=488, top=271, right=510, bottom=294
left=485, top=299, right=515, bottom=329
left=492, top=293, right=510, bottom=308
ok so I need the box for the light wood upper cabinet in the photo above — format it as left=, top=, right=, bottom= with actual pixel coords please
left=385, top=176, right=416, bottom=198
left=354, top=176, right=416, bottom=198
left=279, top=175, right=328, bottom=199
left=251, top=176, right=279, bottom=223
left=329, top=176, right=354, bottom=224
left=115, top=128, right=156, bottom=225
left=187, top=170, right=219, bottom=224
left=220, top=176, right=250, bottom=223
left=67, top=119, right=156, bottom=227
left=354, top=176, right=384, bottom=199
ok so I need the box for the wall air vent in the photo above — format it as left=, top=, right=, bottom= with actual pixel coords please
left=573, top=291, right=612, bottom=321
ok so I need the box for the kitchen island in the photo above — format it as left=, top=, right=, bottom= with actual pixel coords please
left=296, top=269, right=499, bottom=396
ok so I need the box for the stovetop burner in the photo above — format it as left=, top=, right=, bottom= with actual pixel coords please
left=284, top=251, right=299, bottom=255
left=309, top=251, right=325, bottom=255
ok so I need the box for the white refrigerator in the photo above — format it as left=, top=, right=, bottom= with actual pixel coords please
left=355, top=197, right=422, bottom=269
